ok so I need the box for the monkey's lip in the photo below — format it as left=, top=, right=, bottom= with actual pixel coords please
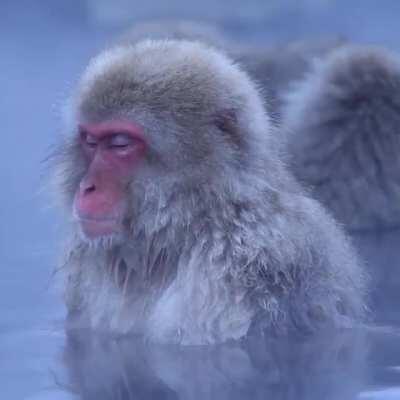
left=76, top=214, right=123, bottom=238
left=77, top=214, right=120, bottom=222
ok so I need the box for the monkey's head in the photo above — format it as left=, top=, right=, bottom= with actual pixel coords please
left=58, top=40, right=270, bottom=243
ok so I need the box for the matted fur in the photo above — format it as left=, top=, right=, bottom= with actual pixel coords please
left=53, top=40, right=367, bottom=345
left=284, top=46, right=400, bottom=232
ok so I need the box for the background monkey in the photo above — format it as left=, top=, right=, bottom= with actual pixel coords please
left=283, top=45, right=400, bottom=232
left=282, top=46, right=400, bottom=320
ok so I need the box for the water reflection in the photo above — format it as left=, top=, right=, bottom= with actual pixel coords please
left=62, top=329, right=367, bottom=400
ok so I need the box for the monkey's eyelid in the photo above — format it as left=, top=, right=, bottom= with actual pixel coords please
left=84, top=134, right=98, bottom=146
left=109, top=134, right=134, bottom=147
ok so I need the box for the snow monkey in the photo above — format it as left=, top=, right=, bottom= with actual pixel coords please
left=52, top=39, right=366, bottom=344
left=282, top=46, right=400, bottom=318
left=283, top=45, right=400, bottom=232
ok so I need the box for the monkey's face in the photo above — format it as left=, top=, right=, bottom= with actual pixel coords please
left=72, top=120, right=147, bottom=239
left=66, top=41, right=260, bottom=243
left=72, top=111, right=233, bottom=242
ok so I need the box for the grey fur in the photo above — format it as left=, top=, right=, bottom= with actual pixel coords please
left=283, top=46, right=400, bottom=232
left=235, top=38, right=346, bottom=120
left=53, top=40, right=367, bottom=345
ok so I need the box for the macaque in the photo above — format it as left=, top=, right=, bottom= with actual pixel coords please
left=282, top=46, right=400, bottom=318
left=52, top=39, right=366, bottom=344
left=283, top=45, right=400, bottom=232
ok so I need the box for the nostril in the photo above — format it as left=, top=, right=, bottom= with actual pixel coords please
left=79, top=181, right=96, bottom=195
left=84, top=184, right=96, bottom=194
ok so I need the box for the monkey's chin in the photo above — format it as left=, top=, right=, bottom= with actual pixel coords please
left=77, top=218, right=124, bottom=245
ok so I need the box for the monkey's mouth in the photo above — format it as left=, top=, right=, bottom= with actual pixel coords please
left=76, top=215, right=123, bottom=239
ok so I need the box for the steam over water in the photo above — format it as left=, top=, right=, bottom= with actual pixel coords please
left=1, top=1, right=399, bottom=399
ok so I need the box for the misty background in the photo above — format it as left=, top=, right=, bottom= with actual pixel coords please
left=1, top=1, right=400, bottom=399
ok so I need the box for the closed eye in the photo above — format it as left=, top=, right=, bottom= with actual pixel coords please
left=109, top=133, right=134, bottom=148
left=82, top=132, right=98, bottom=148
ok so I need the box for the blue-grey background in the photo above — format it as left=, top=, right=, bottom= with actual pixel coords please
left=1, top=1, right=400, bottom=399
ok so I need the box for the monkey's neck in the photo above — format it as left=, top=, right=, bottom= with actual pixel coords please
left=66, top=180, right=268, bottom=307
left=64, top=180, right=278, bottom=340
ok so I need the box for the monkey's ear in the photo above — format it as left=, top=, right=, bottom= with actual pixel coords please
left=214, top=109, right=242, bottom=146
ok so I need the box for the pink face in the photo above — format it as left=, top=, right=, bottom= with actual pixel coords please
left=73, top=120, right=146, bottom=239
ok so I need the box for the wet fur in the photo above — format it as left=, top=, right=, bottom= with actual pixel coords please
left=53, top=40, right=367, bottom=344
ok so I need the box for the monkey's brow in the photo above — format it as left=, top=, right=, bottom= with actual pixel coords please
left=78, top=121, right=145, bottom=140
